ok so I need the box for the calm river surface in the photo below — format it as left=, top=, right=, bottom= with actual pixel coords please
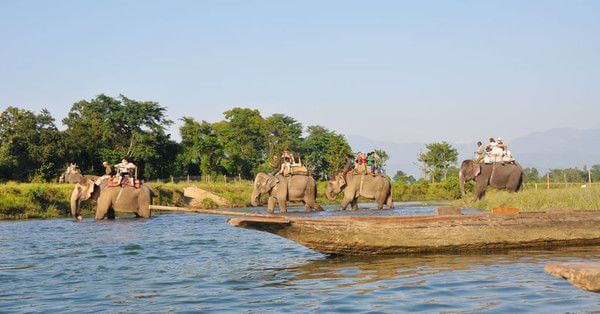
left=1, top=203, right=600, bottom=312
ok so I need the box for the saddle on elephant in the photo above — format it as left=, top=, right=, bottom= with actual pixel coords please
left=107, top=175, right=141, bottom=188
left=282, top=164, right=309, bottom=176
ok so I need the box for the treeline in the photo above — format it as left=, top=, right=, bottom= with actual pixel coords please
left=523, top=166, right=600, bottom=183
left=0, top=94, right=353, bottom=182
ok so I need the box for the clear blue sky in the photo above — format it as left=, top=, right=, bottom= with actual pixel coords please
left=1, top=0, right=598, bottom=143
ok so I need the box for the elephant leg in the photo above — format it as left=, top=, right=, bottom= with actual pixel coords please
left=340, top=194, right=353, bottom=211
left=107, top=208, right=116, bottom=220
left=267, top=197, right=276, bottom=214
left=95, top=204, right=109, bottom=220
left=350, top=198, right=359, bottom=211
left=278, top=199, right=287, bottom=214
left=304, top=202, right=312, bottom=212
left=138, top=209, right=151, bottom=218
left=376, top=195, right=384, bottom=210
left=303, top=195, right=323, bottom=212
left=386, top=193, right=394, bottom=209
left=472, top=182, right=488, bottom=201
left=505, top=173, right=520, bottom=192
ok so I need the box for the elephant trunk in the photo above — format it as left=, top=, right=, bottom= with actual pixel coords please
left=325, top=185, right=337, bottom=201
left=459, top=170, right=466, bottom=199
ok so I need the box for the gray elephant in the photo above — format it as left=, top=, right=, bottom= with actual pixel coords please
left=459, top=160, right=524, bottom=201
left=326, top=173, right=394, bottom=210
left=250, top=173, right=323, bottom=213
left=59, top=163, right=84, bottom=183
left=70, top=176, right=153, bottom=219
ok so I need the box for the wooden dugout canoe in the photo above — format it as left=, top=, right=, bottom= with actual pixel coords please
left=228, top=210, right=600, bottom=255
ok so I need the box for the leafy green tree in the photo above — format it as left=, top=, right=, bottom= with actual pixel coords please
left=62, top=94, right=174, bottom=178
left=302, top=125, right=352, bottom=179
left=374, top=149, right=389, bottom=173
left=215, top=108, right=266, bottom=178
left=417, top=142, right=458, bottom=183
left=0, top=107, right=64, bottom=181
left=264, top=114, right=303, bottom=157
left=179, top=117, right=224, bottom=176
left=392, top=170, right=416, bottom=184
left=523, top=167, right=540, bottom=183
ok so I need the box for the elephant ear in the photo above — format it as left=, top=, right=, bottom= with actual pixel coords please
left=474, top=164, right=482, bottom=178
left=79, top=179, right=96, bottom=201
left=265, top=176, right=279, bottom=191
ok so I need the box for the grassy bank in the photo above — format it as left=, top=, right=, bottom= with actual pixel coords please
left=455, top=185, right=600, bottom=212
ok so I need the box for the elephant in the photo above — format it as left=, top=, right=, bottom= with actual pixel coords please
left=459, top=160, right=524, bottom=201
left=70, top=176, right=153, bottom=219
left=326, top=173, right=394, bottom=210
left=59, top=163, right=84, bottom=183
left=250, top=173, right=323, bottom=213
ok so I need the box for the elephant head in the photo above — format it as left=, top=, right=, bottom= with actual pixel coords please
left=326, top=173, right=345, bottom=201
left=459, top=160, right=481, bottom=198
left=250, top=173, right=279, bottom=206
left=60, top=163, right=84, bottom=183
left=70, top=176, right=103, bottom=218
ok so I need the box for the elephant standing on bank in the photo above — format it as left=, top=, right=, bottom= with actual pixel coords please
left=250, top=173, right=323, bottom=213
left=459, top=160, right=524, bottom=201
left=70, top=176, right=153, bottom=219
left=326, top=173, right=393, bottom=210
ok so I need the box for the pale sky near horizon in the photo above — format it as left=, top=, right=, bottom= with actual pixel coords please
left=1, top=0, right=599, bottom=144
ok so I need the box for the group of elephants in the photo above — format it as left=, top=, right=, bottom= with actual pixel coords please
left=67, top=159, right=524, bottom=219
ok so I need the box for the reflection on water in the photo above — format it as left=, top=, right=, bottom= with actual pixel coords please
left=1, top=203, right=600, bottom=312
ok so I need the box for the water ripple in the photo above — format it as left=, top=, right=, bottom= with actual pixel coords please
left=1, top=203, right=600, bottom=312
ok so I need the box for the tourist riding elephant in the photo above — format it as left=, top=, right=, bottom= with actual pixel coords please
left=459, top=160, right=524, bottom=201
left=70, top=176, right=154, bottom=219
left=250, top=173, right=323, bottom=213
left=326, top=173, right=393, bottom=210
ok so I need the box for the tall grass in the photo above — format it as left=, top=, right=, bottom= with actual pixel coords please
left=455, top=185, right=600, bottom=212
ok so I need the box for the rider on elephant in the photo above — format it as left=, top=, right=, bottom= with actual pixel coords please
left=269, top=155, right=281, bottom=176
left=342, top=154, right=355, bottom=184
left=115, top=158, right=136, bottom=185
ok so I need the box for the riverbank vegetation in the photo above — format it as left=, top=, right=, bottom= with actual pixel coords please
left=456, top=185, right=600, bottom=212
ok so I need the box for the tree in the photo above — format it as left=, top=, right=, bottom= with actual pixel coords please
left=523, top=167, right=540, bottom=183
left=264, top=114, right=303, bottom=158
left=392, top=170, right=416, bottom=184
left=62, top=94, right=174, bottom=178
left=417, top=142, right=458, bottom=183
left=0, top=107, right=64, bottom=181
left=374, top=149, right=389, bottom=173
left=302, top=125, right=352, bottom=179
left=179, top=118, right=224, bottom=176
left=215, top=108, right=266, bottom=178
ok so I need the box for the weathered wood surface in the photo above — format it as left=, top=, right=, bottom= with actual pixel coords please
left=228, top=210, right=600, bottom=255
left=545, top=262, right=600, bottom=292
left=149, top=205, right=278, bottom=218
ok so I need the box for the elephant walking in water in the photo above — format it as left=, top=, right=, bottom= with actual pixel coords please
left=250, top=173, right=323, bottom=213
left=326, top=173, right=393, bottom=210
left=459, top=160, right=524, bottom=201
left=70, top=176, right=153, bottom=219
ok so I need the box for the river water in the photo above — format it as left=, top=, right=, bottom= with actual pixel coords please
left=1, top=203, right=600, bottom=312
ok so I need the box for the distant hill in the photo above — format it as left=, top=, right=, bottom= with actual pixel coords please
left=346, top=128, right=600, bottom=177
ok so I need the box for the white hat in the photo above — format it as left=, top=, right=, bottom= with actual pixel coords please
left=497, top=137, right=503, bottom=141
